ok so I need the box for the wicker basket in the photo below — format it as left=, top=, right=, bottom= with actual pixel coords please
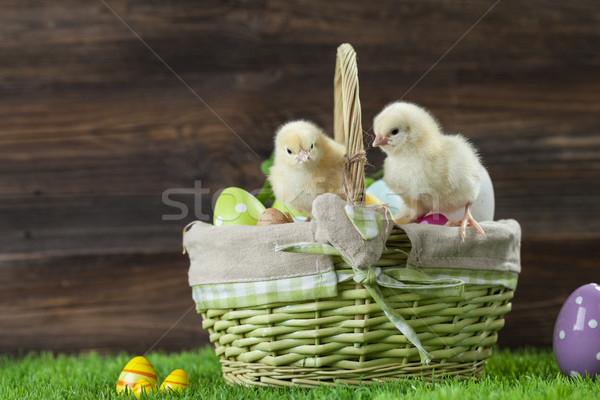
left=194, top=44, right=516, bottom=387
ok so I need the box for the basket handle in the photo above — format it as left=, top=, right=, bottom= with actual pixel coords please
left=334, top=43, right=365, bottom=205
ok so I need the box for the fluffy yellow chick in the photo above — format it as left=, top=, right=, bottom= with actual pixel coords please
left=373, top=102, right=485, bottom=240
left=269, top=120, right=346, bottom=216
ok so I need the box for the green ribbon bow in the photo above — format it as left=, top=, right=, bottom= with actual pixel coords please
left=276, top=241, right=465, bottom=364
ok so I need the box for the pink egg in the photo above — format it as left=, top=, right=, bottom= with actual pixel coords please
left=553, top=283, right=600, bottom=379
left=417, top=214, right=448, bottom=225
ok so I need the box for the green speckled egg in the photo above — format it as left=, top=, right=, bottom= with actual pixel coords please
left=213, top=187, right=266, bottom=226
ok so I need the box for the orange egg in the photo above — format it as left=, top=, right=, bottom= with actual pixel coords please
left=133, top=378, right=152, bottom=399
left=159, top=369, right=190, bottom=392
left=116, top=356, right=157, bottom=394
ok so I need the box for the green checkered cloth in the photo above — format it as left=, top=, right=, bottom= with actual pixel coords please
left=191, top=265, right=517, bottom=312
left=344, top=204, right=382, bottom=240
left=335, top=265, right=518, bottom=291
left=192, top=270, right=338, bottom=311
left=418, top=267, right=518, bottom=290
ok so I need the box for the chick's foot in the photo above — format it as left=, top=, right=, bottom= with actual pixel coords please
left=446, top=203, right=486, bottom=241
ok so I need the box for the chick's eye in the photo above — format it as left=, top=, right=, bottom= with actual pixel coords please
left=310, top=143, right=314, bottom=150
left=391, top=128, right=400, bottom=135
left=286, top=148, right=293, bottom=155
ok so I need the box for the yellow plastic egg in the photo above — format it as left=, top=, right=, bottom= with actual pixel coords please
left=365, top=179, right=405, bottom=215
left=116, top=356, right=157, bottom=394
left=365, top=194, right=383, bottom=206
left=365, top=194, right=399, bottom=222
left=133, top=378, right=152, bottom=399
left=159, top=369, right=190, bottom=393
left=213, top=187, right=266, bottom=226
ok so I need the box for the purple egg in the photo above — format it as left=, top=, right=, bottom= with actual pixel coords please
left=553, top=283, right=600, bottom=378
left=417, top=214, right=448, bottom=225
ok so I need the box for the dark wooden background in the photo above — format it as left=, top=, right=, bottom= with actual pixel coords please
left=1, top=0, right=598, bottom=354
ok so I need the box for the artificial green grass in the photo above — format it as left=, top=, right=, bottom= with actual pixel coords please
left=0, top=347, right=597, bottom=400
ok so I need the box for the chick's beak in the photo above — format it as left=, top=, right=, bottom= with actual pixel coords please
left=373, top=134, right=390, bottom=147
left=296, top=148, right=309, bottom=162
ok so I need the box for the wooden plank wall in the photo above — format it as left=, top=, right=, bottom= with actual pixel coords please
left=1, top=1, right=598, bottom=354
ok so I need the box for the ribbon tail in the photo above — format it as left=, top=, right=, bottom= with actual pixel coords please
left=378, top=267, right=465, bottom=298
left=275, top=242, right=341, bottom=256
left=363, top=283, right=433, bottom=364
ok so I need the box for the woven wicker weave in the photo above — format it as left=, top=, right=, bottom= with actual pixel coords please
left=197, top=44, right=515, bottom=387
left=201, top=230, right=514, bottom=386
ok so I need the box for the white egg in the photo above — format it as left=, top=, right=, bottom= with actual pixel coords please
left=446, top=165, right=495, bottom=222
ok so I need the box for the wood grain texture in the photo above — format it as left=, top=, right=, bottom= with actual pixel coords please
left=0, top=251, right=206, bottom=354
left=0, top=0, right=598, bottom=352
left=499, top=235, right=600, bottom=348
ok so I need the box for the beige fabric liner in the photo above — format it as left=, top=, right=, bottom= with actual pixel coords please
left=186, top=221, right=333, bottom=286
left=186, top=194, right=520, bottom=286
left=401, top=219, right=521, bottom=273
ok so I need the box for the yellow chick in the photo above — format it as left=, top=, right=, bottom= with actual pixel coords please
left=269, top=120, right=346, bottom=216
left=373, top=102, right=485, bottom=240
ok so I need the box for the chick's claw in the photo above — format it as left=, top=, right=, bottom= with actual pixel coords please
left=446, top=203, right=486, bottom=241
